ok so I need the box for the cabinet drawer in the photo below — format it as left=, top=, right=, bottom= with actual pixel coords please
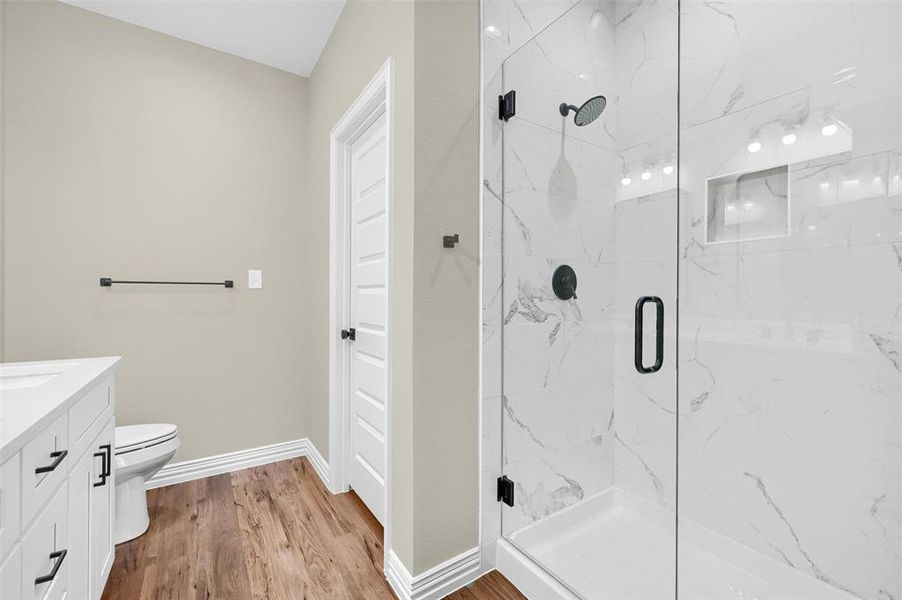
left=21, top=482, right=68, bottom=600
left=68, top=378, right=113, bottom=466
left=21, top=414, right=68, bottom=528
left=0, top=454, right=21, bottom=560
left=0, top=544, right=21, bottom=600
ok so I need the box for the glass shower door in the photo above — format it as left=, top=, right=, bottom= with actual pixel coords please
left=677, top=0, right=902, bottom=598
left=497, top=0, right=679, bottom=597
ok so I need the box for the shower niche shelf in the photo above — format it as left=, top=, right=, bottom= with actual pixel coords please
left=706, top=164, right=791, bottom=244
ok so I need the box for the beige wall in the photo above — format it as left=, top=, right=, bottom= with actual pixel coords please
left=0, top=0, right=5, bottom=362
left=3, top=0, right=309, bottom=461
left=4, top=0, right=479, bottom=577
left=304, top=0, right=479, bottom=574
left=304, top=0, right=417, bottom=570
left=411, top=0, right=480, bottom=573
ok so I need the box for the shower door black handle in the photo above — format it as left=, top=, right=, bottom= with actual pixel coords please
left=634, top=296, right=664, bottom=374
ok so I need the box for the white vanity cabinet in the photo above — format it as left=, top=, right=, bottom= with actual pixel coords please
left=0, top=358, right=120, bottom=600
left=68, top=418, right=115, bottom=599
left=0, top=455, right=22, bottom=600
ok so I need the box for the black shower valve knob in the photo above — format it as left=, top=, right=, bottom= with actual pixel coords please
left=552, top=264, right=578, bottom=300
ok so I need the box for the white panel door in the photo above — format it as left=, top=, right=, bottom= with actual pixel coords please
left=347, top=111, right=388, bottom=524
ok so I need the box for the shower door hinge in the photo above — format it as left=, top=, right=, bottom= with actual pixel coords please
left=498, top=90, right=516, bottom=122
left=497, top=475, right=515, bottom=507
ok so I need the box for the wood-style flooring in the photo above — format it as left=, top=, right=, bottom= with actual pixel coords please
left=101, top=457, right=525, bottom=600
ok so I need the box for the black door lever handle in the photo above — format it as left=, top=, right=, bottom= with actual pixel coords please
left=341, top=328, right=356, bottom=341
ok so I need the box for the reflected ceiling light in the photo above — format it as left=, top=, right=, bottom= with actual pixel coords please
left=743, top=202, right=754, bottom=209
left=641, top=170, right=652, bottom=181
left=747, top=134, right=762, bottom=153
left=819, top=181, right=831, bottom=190
left=747, top=130, right=762, bottom=153
left=781, top=130, right=798, bottom=146
left=621, top=176, right=632, bottom=186
left=589, top=9, right=604, bottom=30
left=842, top=178, right=859, bottom=188
left=808, top=225, right=817, bottom=231
left=485, top=24, right=502, bottom=39
left=873, top=175, right=883, bottom=186
left=726, top=204, right=737, bottom=212
left=821, top=121, right=838, bottom=137
left=663, top=164, right=675, bottom=175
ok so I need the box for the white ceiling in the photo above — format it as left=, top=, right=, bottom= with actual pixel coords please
left=60, top=0, right=347, bottom=77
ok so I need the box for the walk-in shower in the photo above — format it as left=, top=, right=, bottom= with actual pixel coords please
left=482, top=0, right=901, bottom=598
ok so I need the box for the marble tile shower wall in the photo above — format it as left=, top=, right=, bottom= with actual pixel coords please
left=481, top=0, right=613, bottom=568
left=483, top=1, right=901, bottom=597
left=500, top=0, right=622, bottom=537
left=608, top=0, right=678, bottom=512
left=482, top=0, right=681, bottom=555
left=678, top=1, right=901, bottom=598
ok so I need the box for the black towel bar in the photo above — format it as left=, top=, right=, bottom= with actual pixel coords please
left=100, top=278, right=234, bottom=288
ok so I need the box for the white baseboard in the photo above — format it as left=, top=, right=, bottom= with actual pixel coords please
left=147, top=438, right=330, bottom=490
left=304, top=438, right=332, bottom=490
left=386, top=547, right=481, bottom=600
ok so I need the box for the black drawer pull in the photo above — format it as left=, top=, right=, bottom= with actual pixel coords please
left=101, top=444, right=112, bottom=477
left=93, top=444, right=113, bottom=487
left=634, top=296, right=664, bottom=374
left=35, top=549, right=67, bottom=585
left=93, top=452, right=107, bottom=487
left=35, top=450, right=68, bottom=475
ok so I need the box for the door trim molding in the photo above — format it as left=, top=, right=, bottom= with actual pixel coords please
left=329, top=55, right=394, bottom=540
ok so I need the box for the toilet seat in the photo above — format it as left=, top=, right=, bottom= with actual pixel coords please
left=116, top=423, right=178, bottom=455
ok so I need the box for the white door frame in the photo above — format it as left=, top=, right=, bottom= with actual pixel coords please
left=329, top=57, right=393, bottom=543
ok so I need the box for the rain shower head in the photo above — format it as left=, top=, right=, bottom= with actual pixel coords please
left=559, top=95, right=607, bottom=126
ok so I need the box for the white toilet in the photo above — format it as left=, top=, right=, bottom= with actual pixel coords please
left=113, top=423, right=179, bottom=544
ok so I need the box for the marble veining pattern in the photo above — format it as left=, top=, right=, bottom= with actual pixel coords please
left=481, top=0, right=900, bottom=597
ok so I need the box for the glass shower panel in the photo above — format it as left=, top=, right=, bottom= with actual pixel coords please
left=498, top=0, right=678, bottom=597
left=678, top=0, right=902, bottom=598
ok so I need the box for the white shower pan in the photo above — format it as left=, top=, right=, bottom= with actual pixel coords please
left=496, top=488, right=857, bottom=600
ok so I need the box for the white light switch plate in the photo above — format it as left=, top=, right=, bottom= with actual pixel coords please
left=248, top=269, right=263, bottom=289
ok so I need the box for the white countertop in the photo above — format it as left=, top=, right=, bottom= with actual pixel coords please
left=0, top=357, right=121, bottom=463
